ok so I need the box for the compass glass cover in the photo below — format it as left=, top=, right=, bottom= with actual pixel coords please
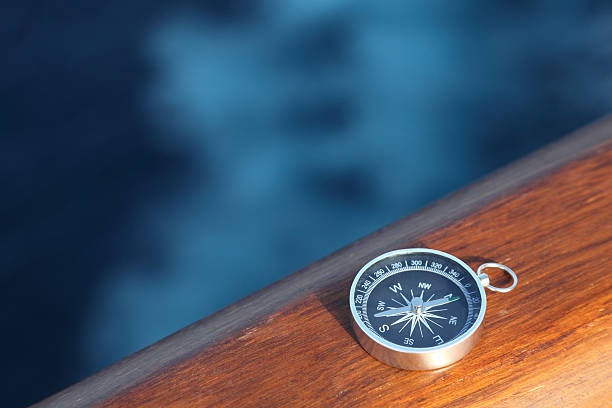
left=351, top=251, right=483, bottom=349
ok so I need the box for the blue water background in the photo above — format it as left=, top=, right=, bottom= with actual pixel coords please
left=2, top=1, right=611, bottom=406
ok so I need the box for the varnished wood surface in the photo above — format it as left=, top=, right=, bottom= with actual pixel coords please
left=35, top=118, right=612, bottom=407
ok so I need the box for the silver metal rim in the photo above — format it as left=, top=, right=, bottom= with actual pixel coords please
left=349, top=248, right=487, bottom=355
left=477, top=262, right=518, bottom=293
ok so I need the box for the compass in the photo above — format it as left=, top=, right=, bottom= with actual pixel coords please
left=349, top=248, right=517, bottom=370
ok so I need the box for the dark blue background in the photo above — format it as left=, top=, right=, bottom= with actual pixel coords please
left=2, top=1, right=611, bottom=406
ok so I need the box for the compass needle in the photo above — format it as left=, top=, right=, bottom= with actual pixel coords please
left=423, top=295, right=461, bottom=311
left=374, top=304, right=412, bottom=317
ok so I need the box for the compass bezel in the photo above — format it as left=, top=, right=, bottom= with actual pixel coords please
left=349, top=248, right=487, bottom=370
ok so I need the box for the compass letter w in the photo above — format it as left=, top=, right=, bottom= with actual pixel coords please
left=388, top=283, right=402, bottom=293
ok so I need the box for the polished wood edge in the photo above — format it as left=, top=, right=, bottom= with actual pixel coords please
left=33, top=116, right=612, bottom=408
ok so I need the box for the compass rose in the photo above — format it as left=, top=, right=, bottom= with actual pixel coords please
left=374, top=290, right=459, bottom=338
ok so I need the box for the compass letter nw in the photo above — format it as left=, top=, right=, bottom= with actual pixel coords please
left=418, top=282, right=432, bottom=289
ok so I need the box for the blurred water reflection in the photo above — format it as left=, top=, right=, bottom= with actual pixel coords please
left=1, top=1, right=611, bottom=406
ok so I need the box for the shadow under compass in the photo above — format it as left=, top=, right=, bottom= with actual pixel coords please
left=316, top=281, right=360, bottom=344
left=316, top=276, right=472, bottom=373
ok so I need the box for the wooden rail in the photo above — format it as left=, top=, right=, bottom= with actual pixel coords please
left=34, top=117, right=612, bottom=407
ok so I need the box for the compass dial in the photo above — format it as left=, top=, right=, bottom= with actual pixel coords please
left=350, top=249, right=485, bottom=350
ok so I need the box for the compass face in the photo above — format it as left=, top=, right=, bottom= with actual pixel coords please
left=350, top=249, right=485, bottom=350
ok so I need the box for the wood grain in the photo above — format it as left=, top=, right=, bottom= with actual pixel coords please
left=34, top=117, right=612, bottom=407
